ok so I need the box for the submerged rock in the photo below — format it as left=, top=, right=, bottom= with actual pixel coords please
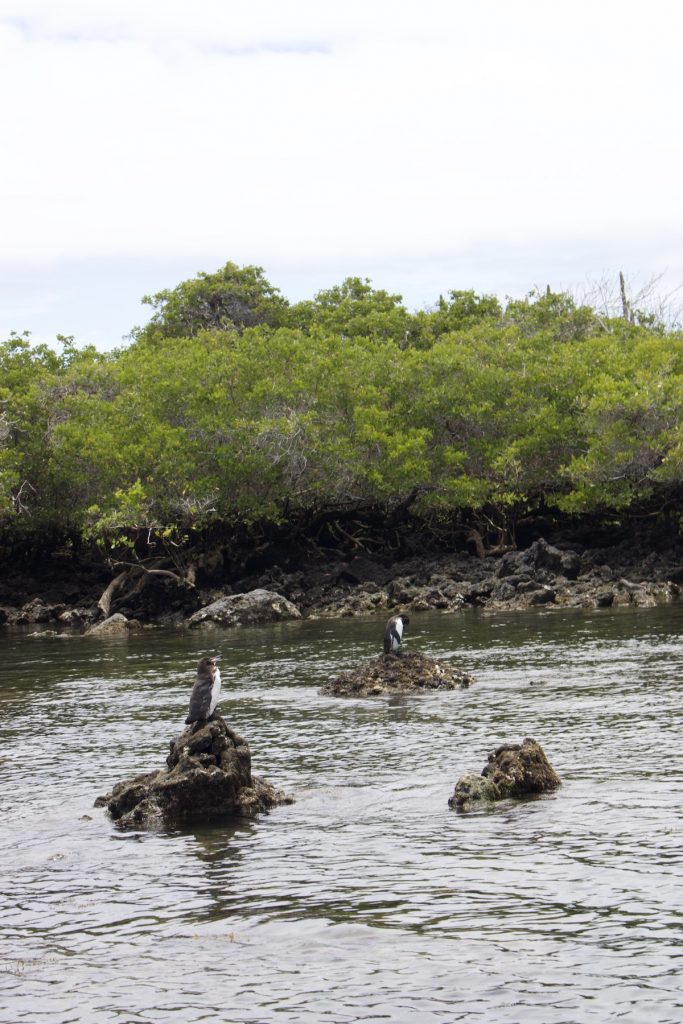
left=321, top=649, right=474, bottom=697
left=27, top=629, right=73, bottom=640
left=95, top=716, right=293, bottom=829
left=449, top=737, right=561, bottom=810
left=188, top=588, right=301, bottom=629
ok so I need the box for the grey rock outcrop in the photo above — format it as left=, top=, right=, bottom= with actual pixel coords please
left=2, top=598, right=64, bottom=625
left=58, top=607, right=97, bottom=626
left=449, top=737, right=561, bottom=810
left=85, top=613, right=139, bottom=636
left=188, top=588, right=301, bottom=629
left=321, top=649, right=474, bottom=697
left=95, top=716, right=292, bottom=829
left=16, top=598, right=55, bottom=623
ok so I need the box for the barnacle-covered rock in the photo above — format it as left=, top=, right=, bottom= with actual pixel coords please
left=321, top=649, right=474, bottom=697
left=449, top=737, right=561, bottom=810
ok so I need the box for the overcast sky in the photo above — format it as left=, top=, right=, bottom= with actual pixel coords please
left=1, top=0, right=682, bottom=348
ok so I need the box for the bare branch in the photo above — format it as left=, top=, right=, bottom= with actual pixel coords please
left=112, top=559, right=196, bottom=587
left=11, top=480, right=36, bottom=515
left=98, top=570, right=133, bottom=617
left=578, top=270, right=683, bottom=330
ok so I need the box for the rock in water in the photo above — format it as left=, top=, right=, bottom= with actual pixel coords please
left=86, top=613, right=138, bottom=636
left=321, top=649, right=474, bottom=697
left=449, top=737, right=561, bottom=810
left=95, top=716, right=292, bottom=829
left=188, top=589, right=301, bottom=629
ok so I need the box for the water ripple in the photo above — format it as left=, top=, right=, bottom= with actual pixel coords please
left=1, top=604, right=683, bottom=1022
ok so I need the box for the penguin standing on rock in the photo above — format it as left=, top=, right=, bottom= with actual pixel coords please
left=384, top=614, right=409, bottom=655
left=185, top=655, right=222, bottom=726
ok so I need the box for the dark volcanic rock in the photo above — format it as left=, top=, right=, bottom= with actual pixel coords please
left=3, top=598, right=60, bottom=625
left=321, top=649, right=474, bottom=697
left=96, top=716, right=293, bottom=829
left=449, top=737, right=561, bottom=810
left=498, top=538, right=580, bottom=580
left=17, top=598, right=54, bottom=623
left=337, top=556, right=392, bottom=586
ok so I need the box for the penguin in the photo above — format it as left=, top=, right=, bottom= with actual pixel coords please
left=185, top=655, right=222, bottom=726
left=384, top=614, right=409, bottom=655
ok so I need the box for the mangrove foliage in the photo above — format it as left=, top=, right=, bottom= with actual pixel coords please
left=2, top=262, right=682, bottom=566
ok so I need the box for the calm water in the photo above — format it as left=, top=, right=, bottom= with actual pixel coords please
left=1, top=604, right=682, bottom=1023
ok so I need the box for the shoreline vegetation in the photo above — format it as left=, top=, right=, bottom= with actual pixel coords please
left=1, top=262, right=682, bottom=625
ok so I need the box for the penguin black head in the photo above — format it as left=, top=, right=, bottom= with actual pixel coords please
left=198, top=654, right=220, bottom=674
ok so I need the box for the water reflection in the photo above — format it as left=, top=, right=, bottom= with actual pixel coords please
left=1, top=603, right=683, bottom=1022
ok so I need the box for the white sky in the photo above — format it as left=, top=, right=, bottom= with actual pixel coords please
left=1, top=0, right=682, bottom=347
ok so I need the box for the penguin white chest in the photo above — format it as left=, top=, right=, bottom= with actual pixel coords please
left=390, top=618, right=403, bottom=650
left=209, top=668, right=222, bottom=715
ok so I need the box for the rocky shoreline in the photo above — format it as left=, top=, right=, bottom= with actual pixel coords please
left=1, top=535, right=681, bottom=632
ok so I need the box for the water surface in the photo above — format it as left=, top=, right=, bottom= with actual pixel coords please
left=1, top=605, right=682, bottom=1022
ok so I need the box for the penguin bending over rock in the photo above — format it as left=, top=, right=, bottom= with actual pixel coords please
left=384, top=614, right=409, bottom=655
left=185, top=655, right=222, bottom=726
